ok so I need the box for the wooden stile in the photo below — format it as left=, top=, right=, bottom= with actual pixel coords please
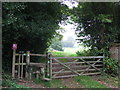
left=30, top=53, right=46, bottom=57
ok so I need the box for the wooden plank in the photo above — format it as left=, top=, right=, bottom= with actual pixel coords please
left=15, top=63, right=45, bottom=67
left=30, top=53, right=46, bottom=57
left=79, top=58, right=102, bottom=75
left=53, top=72, right=101, bottom=79
left=53, top=58, right=80, bottom=75
left=15, top=54, right=21, bottom=56
left=52, top=64, right=103, bottom=70
left=79, top=58, right=102, bottom=72
left=52, top=61, right=102, bottom=65
left=52, top=68, right=103, bottom=74
left=53, top=56, right=104, bottom=59
left=18, top=54, right=21, bottom=78
left=15, top=63, right=26, bottom=65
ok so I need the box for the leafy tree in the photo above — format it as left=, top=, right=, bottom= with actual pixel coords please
left=71, top=2, right=120, bottom=55
left=50, top=41, right=64, bottom=51
left=50, top=31, right=64, bottom=51
left=2, top=2, right=68, bottom=71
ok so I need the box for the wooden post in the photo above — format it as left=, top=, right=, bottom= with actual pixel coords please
left=48, top=52, right=52, bottom=79
left=46, top=52, right=49, bottom=77
left=18, top=54, right=21, bottom=78
left=50, top=56, right=52, bottom=80
left=12, top=49, right=16, bottom=78
left=41, top=67, right=45, bottom=79
left=25, top=51, right=30, bottom=80
left=21, top=52, right=24, bottom=79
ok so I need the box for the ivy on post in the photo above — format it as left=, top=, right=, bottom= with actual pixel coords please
left=12, top=44, right=17, bottom=79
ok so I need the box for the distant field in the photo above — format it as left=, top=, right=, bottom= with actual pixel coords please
left=63, top=47, right=85, bottom=54
left=50, top=46, right=88, bottom=57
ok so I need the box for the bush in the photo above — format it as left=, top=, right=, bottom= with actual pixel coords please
left=50, top=41, right=64, bottom=51
left=76, top=48, right=110, bottom=56
left=2, top=72, right=28, bottom=88
left=103, top=58, right=119, bottom=76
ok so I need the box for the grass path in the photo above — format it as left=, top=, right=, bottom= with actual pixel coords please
left=74, top=76, right=108, bottom=88
left=15, top=75, right=118, bottom=88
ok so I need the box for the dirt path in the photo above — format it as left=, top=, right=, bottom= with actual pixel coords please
left=16, top=76, right=118, bottom=88
left=16, top=80, right=45, bottom=88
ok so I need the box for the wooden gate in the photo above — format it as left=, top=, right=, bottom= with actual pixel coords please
left=49, top=56, right=104, bottom=79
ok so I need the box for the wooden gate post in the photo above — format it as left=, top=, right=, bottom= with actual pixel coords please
left=46, top=52, right=49, bottom=77
left=12, top=44, right=17, bottom=78
left=12, top=49, right=16, bottom=78
left=48, top=52, right=52, bottom=79
left=25, top=51, right=30, bottom=80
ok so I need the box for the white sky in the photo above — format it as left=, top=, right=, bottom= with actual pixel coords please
left=59, top=1, right=79, bottom=47
left=59, top=23, right=78, bottom=41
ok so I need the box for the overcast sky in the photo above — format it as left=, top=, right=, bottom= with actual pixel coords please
left=59, top=1, right=79, bottom=47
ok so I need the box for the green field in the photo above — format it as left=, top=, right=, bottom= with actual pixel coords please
left=50, top=47, right=88, bottom=57
left=50, top=47, right=79, bottom=57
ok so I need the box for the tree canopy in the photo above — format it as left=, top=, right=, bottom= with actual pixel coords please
left=2, top=2, right=68, bottom=71
left=71, top=2, right=120, bottom=54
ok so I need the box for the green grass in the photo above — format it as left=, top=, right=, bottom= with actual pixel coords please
left=51, top=51, right=77, bottom=57
left=34, top=79, right=67, bottom=88
left=51, top=47, right=80, bottom=57
left=50, top=47, right=90, bottom=57
left=74, top=76, right=108, bottom=88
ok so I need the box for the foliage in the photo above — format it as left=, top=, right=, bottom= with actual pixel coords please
left=103, top=58, right=119, bottom=76
left=76, top=48, right=110, bottom=56
left=72, top=2, right=120, bottom=55
left=76, top=49, right=91, bottom=56
left=51, top=47, right=78, bottom=57
left=50, top=35, right=64, bottom=51
left=50, top=41, right=64, bottom=51
left=74, top=76, right=108, bottom=88
left=2, top=2, right=68, bottom=71
left=2, top=72, right=28, bottom=88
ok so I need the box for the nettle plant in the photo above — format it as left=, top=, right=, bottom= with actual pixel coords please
left=103, top=58, right=119, bottom=76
